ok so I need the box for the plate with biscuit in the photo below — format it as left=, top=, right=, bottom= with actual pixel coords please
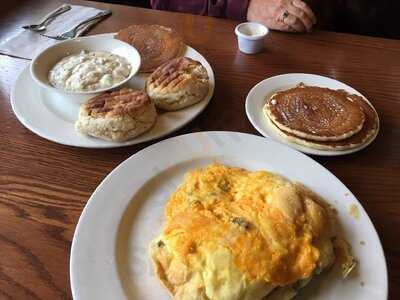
left=70, top=131, right=387, bottom=300
left=11, top=25, right=214, bottom=148
left=245, top=74, right=380, bottom=156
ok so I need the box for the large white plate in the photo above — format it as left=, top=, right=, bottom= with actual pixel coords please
left=245, top=73, right=380, bottom=156
left=70, top=131, right=387, bottom=300
left=10, top=34, right=215, bottom=148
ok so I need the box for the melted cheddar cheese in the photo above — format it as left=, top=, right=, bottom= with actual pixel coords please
left=150, top=164, right=338, bottom=300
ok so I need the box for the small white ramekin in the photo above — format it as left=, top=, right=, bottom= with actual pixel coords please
left=235, top=22, right=269, bottom=54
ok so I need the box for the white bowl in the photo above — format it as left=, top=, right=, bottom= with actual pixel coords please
left=30, top=34, right=141, bottom=104
left=235, top=22, right=269, bottom=54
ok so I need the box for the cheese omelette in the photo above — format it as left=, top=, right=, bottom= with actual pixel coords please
left=149, top=164, right=355, bottom=299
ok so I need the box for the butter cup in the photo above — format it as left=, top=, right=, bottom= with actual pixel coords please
left=235, top=22, right=269, bottom=54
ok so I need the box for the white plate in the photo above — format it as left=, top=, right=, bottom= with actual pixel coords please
left=245, top=73, right=380, bottom=156
left=10, top=34, right=215, bottom=148
left=70, top=131, right=387, bottom=300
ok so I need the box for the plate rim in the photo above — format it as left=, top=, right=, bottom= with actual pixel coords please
left=10, top=33, right=215, bottom=149
left=70, top=131, right=388, bottom=300
left=245, top=73, right=380, bottom=156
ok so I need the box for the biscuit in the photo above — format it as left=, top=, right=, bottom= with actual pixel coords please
left=146, top=57, right=209, bottom=111
left=75, top=88, right=157, bottom=141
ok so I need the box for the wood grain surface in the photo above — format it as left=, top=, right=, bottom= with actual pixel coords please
left=0, top=0, right=399, bottom=299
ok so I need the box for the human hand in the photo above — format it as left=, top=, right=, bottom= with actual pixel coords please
left=247, top=0, right=317, bottom=33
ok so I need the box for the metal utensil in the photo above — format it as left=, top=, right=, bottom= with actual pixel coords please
left=40, top=10, right=112, bottom=41
left=22, top=5, right=71, bottom=32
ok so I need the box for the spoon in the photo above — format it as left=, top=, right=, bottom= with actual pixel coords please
left=22, top=5, right=71, bottom=32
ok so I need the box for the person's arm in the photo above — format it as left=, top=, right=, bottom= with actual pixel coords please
left=151, top=0, right=318, bottom=33
left=150, top=0, right=249, bottom=20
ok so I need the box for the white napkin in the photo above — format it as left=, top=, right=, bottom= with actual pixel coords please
left=0, top=5, right=110, bottom=60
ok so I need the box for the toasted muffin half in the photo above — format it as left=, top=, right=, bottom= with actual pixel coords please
left=75, top=88, right=156, bottom=141
left=146, top=57, right=209, bottom=111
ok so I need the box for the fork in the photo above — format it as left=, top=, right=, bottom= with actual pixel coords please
left=40, top=10, right=112, bottom=41
left=22, top=5, right=71, bottom=32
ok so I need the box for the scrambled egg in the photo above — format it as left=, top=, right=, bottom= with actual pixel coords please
left=150, top=164, right=351, bottom=300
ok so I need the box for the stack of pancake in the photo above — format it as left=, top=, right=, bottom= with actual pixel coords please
left=263, top=83, right=379, bottom=151
left=75, top=24, right=209, bottom=142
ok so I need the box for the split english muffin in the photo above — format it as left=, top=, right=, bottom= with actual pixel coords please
left=146, top=57, right=209, bottom=111
left=115, top=24, right=184, bottom=73
left=75, top=88, right=157, bottom=141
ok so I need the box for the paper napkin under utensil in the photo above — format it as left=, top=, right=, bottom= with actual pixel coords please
left=0, top=5, right=110, bottom=60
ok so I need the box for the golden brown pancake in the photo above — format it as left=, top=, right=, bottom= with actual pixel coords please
left=267, top=93, right=379, bottom=151
left=265, top=84, right=366, bottom=141
left=115, top=24, right=184, bottom=72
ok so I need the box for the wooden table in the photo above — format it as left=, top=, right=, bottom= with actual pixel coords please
left=0, top=0, right=399, bottom=298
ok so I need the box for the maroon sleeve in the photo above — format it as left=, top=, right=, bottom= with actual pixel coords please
left=150, top=0, right=249, bottom=21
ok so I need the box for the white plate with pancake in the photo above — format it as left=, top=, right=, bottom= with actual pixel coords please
left=245, top=73, right=379, bottom=156
left=10, top=33, right=215, bottom=148
left=70, top=131, right=387, bottom=300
